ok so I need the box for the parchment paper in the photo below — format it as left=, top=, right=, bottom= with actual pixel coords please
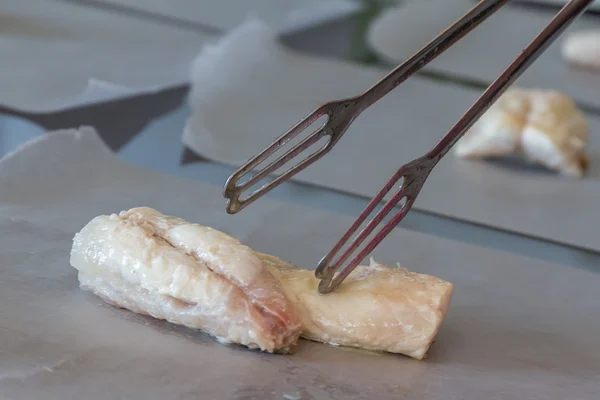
left=367, top=0, right=600, bottom=109
left=183, top=20, right=600, bottom=253
left=0, top=116, right=45, bottom=157
left=70, top=0, right=360, bottom=33
left=1, top=128, right=599, bottom=399
left=0, top=0, right=215, bottom=112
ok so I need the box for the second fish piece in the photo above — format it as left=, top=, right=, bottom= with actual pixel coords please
left=261, top=254, right=454, bottom=360
left=454, top=88, right=588, bottom=177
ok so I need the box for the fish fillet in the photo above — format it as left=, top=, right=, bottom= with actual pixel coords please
left=562, top=30, right=600, bottom=71
left=259, top=254, right=453, bottom=360
left=71, top=207, right=453, bottom=360
left=70, top=207, right=303, bottom=353
left=455, top=88, right=588, bottom=177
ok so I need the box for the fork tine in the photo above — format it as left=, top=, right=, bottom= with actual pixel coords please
left=235, top=126, right=330, bottom=193
left=318, top=198, right=414, bottom=294
left=314, top=166, right=408, bottom=278
left=322, top=188, right=407, bottom=275
left=225, top=139, right=336, bottom=213
left=224, top=103, right=330, bottom=189
left=315, top=179, right=406, bottom=278
left=316, top=156, right=431, bottom=293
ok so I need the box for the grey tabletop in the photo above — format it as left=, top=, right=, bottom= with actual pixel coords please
left=1, top=3, right=600, bottom=398
left=2, top=129, right=599, bottom=400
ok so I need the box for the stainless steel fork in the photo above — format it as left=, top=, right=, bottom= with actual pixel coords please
left=223, top=0, right=594, bottom=293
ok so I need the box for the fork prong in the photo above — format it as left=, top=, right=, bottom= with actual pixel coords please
left=235, top=127, right=330, bottom=193
left=224, top=103, right=330, bottom=194
left=315, top=166, right=408, bottom=278
left=320, top=188, right=407, bottom=279
left=225, top=138, right=335, bottom=213
left=318, top=198, right=415, bottom=294
left=315, top=191, right=388, bottom=278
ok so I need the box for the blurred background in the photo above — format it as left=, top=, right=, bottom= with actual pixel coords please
left=1, top=0, right=599, bottom=270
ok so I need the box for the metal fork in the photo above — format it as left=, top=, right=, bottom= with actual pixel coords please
left=223, top=0, right=593, bottom=293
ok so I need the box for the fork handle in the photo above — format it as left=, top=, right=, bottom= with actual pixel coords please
left=427, top=0, right=594, bottom=162
left=356, top=0, right=510, bottom=112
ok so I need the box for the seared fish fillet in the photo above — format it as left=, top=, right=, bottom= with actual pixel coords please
left=260, top=254, right=454, bottom=360
left=70, top=207, right=302, bottom=353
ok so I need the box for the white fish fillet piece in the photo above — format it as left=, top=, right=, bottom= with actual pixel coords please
left=70, top=207, right=303, bottom=353
left=71, top=207, right=453, bottom=359
left=562, top=30, right=600, bottom=71
left=455, top=88, right=589, bottom=177
left=259, top=254, right=454, bottom=360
